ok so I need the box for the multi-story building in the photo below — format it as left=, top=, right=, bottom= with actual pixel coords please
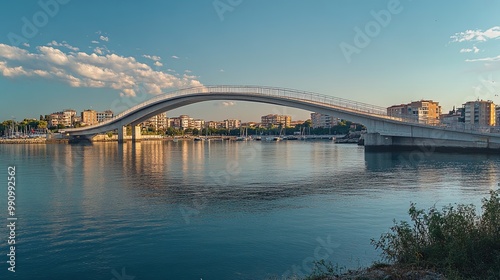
left=48, top=113, right=61, bottom=128
left=387, top=100, right=441, bottom=124
left=261, top=114, right=291, bottom=128
left=241, top=122, right=258, bottom=128
left=206, top=121, right=226, bottom=129
left=178, top=115, right=192, bottom=130
left=48, top=109, right=77, bottom=128
left=496, top=106, right=500, bottom=127
left=464, top=100, right=496, bottom=126
left=386, top=104, right=408, bottom=118
left=97, top=110, right=114, bottom=123
left=142, top=112, right=167, bottom=130
left=310, top=113, right=339, bottom=128
left=166, top=115, right=206, bottom=130
left=73, top=116, right=82, bottom=124
left=440, top=107, right=464, bottom=125
left=81, top=109, right=98, bottom=126
left=289, top=120, right=305, bottom=128
left=192, top=119, right=205, bottom=130
left=224, top=119, right=241, bottom=129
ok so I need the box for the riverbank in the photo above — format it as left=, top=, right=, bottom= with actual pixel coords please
left=0, top=138, right=47, bottom=144
left=0, top=135, right=341, bottom=144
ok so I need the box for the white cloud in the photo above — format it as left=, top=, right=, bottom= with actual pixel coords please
left=0, top=62, right=29, bottom=77
left=94, top=47, right=103, bottom=55
left=171, top=55, right=179, bottom=59
left=0, top=43, right=203, bottom=97
left=22, top=43, right=30, bottom=47
left=143, top=54, right=161, bottom=61
left=465, top=55, right=500, bottom=62
left=99, top=35, right=109, bottom=42
left=0, top=44, right=32, bottom=60
left=184, top=69, right=192, bottom=73
left=47, top=40, right=79, bottom=52
left=451, top=26, right=500, bottom=42
left=460, top=46, right=480, bottom=53
left=154, top=61, right=163, bottom=67
left=91, top=40, right=99, bottom=44
left=220, top=101, right=235, bottom=107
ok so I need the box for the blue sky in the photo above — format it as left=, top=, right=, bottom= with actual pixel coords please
left=1, top=0, right=499, bottom=122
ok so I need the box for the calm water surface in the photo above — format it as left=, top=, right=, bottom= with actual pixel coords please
left=0, top=141, right=499, bottom=279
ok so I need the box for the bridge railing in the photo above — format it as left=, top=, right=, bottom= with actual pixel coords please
left=65, top=85, right=391, bottom=132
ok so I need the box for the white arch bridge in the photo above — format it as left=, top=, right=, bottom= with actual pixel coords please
left=62, top=85, right=500, bottom=152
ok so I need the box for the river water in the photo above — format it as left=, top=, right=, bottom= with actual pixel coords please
left=0, top=141, right=499, bottom=279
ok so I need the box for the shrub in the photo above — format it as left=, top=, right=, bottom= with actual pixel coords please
left=371, top=190, right=500, bottom=279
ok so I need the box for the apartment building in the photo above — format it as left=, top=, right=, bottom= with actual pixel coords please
left=261, top=114, right=291, bottom=128
left=310, top=113, right=339, bottom=128
left=81, top=109, right=98, bottom=126
left=387, top=100, right=441, bottom=124
left=142, top=112, right=167, bottom=130
left=464, top=100, right=496, bottom=126
left=48, top=109, right=77, bottom=128
left=97, top=110, right=114, bottom=123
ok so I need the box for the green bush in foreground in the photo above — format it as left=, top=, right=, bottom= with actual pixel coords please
left=371, top=189, right=500, bottom=279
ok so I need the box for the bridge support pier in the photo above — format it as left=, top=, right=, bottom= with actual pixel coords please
left=132, top=125, right=142, bottom=142
left=118, top=126, right=127, bottom=143
left=364, top=133, right=393, bottom=150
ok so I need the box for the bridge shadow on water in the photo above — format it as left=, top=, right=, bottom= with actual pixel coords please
left=364, top=150, right=500, bottom=172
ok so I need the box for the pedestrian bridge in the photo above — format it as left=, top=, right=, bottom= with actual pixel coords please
left=62, top=85, right=500, bottom=152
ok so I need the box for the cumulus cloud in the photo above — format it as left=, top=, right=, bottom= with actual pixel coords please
left=154, top=61, right=163, bottom=67
left=47, top=40, right=79, bottom=52
left=451, top=26, right=500, bottom=42
left=460, top=46, right=480, bottom=53
left=99, top=35, right=109, bottom=42
left=143, top=54, right=161, bottom=61
left=171, top=55, right=179, bottom=59
left=91, top=40, right=99, bottom=44
left=22, top=43, right=30, bottom=47
left=93, top=47, right=104, bottom=55
left=0, top=43, right=203, bottom=97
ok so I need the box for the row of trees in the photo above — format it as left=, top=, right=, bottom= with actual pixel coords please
left=1, top=118, right=365, bottom=136
left=143, top=120, right=365, bottom=136
left=0, top=119, right=48, bottom=136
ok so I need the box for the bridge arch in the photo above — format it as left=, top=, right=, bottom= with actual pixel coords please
left=64, top=85, right=399, bottom=137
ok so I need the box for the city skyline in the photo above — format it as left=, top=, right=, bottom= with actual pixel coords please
left=1, top=1, right=500, bottom=122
